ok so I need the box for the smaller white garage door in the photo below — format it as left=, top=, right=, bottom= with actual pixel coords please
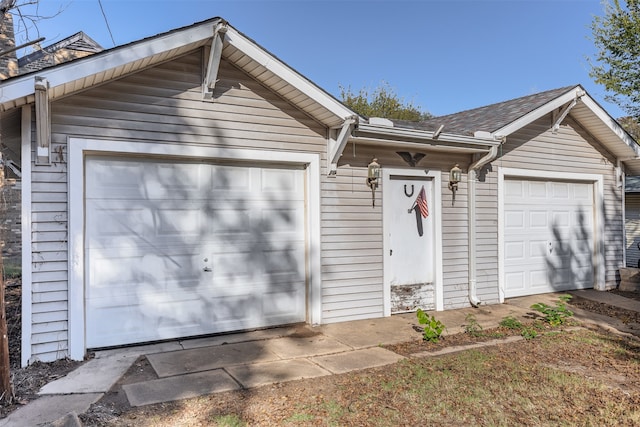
left=85, top=157, right=307, bottom=348
left=504, top=179, right=595, bottom=298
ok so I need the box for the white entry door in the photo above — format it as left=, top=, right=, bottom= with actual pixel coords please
left=84, top=156, right=307, bottom=348
left=503, top=178, right=595, bottom=298
left=386, top=175, right=435, bottom=312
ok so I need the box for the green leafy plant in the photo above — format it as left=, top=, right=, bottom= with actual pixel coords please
left=464, top=313, right=484, bottom=337
left=499, top=316, right=523, bottom=330
left=521, top=327, right=538, bottom=340
left=531, top=295, right=574, bottom=327
left=416, top=308, right=445, bottom=342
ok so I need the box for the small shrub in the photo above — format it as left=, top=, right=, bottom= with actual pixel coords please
left=499, top=316, right=523, bottom=330
left=531, top=294, right=574, bottom=327
left=416, top=308, right=445, bottom=342
left=463, top=313, right=484, bottom=337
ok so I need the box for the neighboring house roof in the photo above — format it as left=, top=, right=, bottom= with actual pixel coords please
left=0, top=17, right=356, bottom=130
left=18, top=32, right=103, bottom=74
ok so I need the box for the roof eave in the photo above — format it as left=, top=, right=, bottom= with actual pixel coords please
left=352, top=123, right=500, bottom=153
left=0, top=19, right=357, bottom=129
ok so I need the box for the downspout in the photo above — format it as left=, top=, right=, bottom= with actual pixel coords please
left=468, top=144, right=500, bottom=307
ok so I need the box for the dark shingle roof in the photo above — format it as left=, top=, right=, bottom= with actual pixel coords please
left=391, top=85, right=577, bottom=136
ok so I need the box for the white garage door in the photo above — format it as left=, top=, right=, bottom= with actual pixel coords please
left=504, top=179, right=595, bottom=298
left=85, top=157, right=307, bottom=348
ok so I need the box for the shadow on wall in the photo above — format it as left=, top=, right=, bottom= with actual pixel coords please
left=545, top=208, right=594, bottom=292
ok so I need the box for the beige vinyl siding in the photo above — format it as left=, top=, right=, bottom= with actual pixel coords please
left=625, top=193, right=640, bottom=267
left=27, top=49, right=329, bottom=362
left=497, top=115, right=623, bottom=288
left=320, top=166, right=384, bottom=322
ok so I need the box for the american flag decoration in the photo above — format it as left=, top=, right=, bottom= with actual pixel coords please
left=415, top=185, right=429, bottom=218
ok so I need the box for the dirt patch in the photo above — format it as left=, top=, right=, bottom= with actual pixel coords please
left=569, top=292, right=640, bottom=326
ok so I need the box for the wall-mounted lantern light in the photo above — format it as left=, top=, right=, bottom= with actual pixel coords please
left=367, top=158, right=381, bottom=207
left=448, top=164, right=462, bottom=206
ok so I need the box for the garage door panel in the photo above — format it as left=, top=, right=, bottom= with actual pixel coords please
left=85, top=157, right=307, bottom=348
left=505, top=210, right=525, bottom=229
left=504, top=178, right=595, bottom=298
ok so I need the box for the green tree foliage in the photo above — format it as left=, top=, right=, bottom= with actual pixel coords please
left=590, top=0, right=640, bottom=119
left=339, top=82, right=432, bottom=121
left=619, top=116, right=640, bottom=140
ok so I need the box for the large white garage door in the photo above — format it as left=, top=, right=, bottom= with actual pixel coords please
left=85, top=157, right=307, bottom=348
left=504, top=179, right=595, bottom=298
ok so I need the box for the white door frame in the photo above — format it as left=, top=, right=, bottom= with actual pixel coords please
left=382, top=168, right=443, bottom=314
left=497, top=167, right=605, bottom=302
left=67, top=137, right=322, bottom=360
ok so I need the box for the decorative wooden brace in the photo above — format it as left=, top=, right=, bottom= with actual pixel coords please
left=34, top=76, right=51, bottom=165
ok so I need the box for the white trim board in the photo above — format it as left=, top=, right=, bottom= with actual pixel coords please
left=382, top=168, right=443, bottom=314
left=20, top=106, right=33, bottom=367
left=66, top=137, right=322, bottom=360
left=497, top=167, right=605, bottom=303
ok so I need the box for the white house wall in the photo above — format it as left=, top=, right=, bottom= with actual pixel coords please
left=495, top=115, right=623, bottom=289
left=26, top=50, right=329, bottom=363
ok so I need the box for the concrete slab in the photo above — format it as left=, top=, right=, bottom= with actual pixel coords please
left=318, top=313, right=421, bottom=349
left=264, top=335, right=351, bottom=359
left=39, top=352, right=138, bottom=395
left=123, top=369, right=240, bottom=407
left=311, top=347, right=405, bottom=374
left=46, top=411, right=82, bottom=427
left=0, top=393, right=102, bottom=427
left=179, top=326, right=302, bottom=350
left=226, top=359, right=331, bottom=388
left=147, top=341, right=280, bottom=378
left=96, top=341, right=183, bottom=358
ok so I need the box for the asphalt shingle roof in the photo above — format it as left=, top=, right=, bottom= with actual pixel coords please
left=391, top=85, right=577, bottom=136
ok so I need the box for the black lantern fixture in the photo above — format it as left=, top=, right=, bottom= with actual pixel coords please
left=367, top=158, right=381, bottom=207
left=448, top=164, right=462, bottom=206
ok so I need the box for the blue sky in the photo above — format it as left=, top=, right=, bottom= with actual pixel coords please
left=12, top=0, right=623, bottom=118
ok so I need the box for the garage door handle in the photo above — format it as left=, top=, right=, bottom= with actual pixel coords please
left=203, top=267, right=212, bottom=272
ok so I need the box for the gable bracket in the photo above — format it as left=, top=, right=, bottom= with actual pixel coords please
left=328, top=116, right=358, bottom=175
left=34, top=76, right=51, bottom=165
left=203, top=22, right=228, bottom=100
left=551, top=90, right=584, bottom=134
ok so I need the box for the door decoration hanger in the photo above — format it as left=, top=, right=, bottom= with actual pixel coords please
left=408, top=185, right=429, bottom=236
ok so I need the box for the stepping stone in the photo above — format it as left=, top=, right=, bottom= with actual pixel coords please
left=123, top=369, right=240, bottom=407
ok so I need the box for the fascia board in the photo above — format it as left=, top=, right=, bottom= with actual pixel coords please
left=579, top=95, right=640, bottom=158
left=224, top=27, right=355, bottom=121
left=0, top=22, right=216, bottom=107
left=491, top=86, right=582, bottom=138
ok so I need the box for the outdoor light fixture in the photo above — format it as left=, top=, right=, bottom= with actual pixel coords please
left=448, top=163, right=462, bottom=206
left=367, top=158, right=381, bottom=207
